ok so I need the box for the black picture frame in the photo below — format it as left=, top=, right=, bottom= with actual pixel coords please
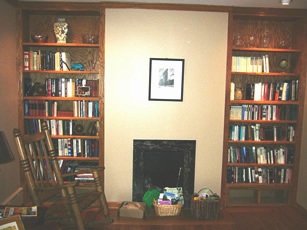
left=149, top=58, right=185, bottom=101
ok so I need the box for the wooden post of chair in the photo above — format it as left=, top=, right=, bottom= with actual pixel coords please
left=92, top=169, right=112, bottom=222
left=66, top=186, right=85, bottom=230
left=13, top=128, right=40, bottom=206
left=41, top=123, right=68, bottom=198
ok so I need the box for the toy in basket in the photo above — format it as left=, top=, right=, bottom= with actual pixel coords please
left=191, top=188, right=220, bottom=220
left=153, top=200, right=183, bottom=216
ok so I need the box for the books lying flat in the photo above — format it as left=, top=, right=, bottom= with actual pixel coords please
left=3, top=206, right=37, bottom=217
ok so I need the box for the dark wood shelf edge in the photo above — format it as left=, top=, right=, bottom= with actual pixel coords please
left=23, top=70, right=99, bottom=74
left=232, top=47, right=301, bottom=53
left=51, top=135, right=99, bottom=139
left=23, top=42, right=100, bottom=47
left=230, top=100, right=299, bottom=105
left=228, top=140, right=295, bottom=145
left=229, top=119, right=297, bottom=124
left=24, top=116, right=100, bottom=120
left=226, top=163, right=295, bottom=167
left=226, top=183, right=293, bottom=188
left=58, top=156, right=99, bottom=161
left=231, top=72, right=299, bottom=76
left=23, top=96, right=101, bottom=100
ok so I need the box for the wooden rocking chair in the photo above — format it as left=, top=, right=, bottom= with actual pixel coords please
left=13, top=123, right=113, bottom=230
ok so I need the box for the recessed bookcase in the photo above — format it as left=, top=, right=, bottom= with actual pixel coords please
left=221, top=8, right=307, bottom=207
left=16, top=2, right=105, bottom=201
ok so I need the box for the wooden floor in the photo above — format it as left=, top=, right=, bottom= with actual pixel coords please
left=94, top=204, right=307, bottom=230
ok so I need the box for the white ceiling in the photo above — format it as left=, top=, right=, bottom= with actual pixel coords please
left=18, top=0, right=307, bottom=9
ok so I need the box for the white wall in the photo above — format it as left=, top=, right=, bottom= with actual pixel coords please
left=104, top=9, right=228, bottom=201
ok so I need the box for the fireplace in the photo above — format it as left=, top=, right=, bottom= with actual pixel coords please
left=133, top=139, right=196, bottom=207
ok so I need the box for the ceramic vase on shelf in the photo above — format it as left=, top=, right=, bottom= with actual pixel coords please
left=54, top=18, right=68, bottom=43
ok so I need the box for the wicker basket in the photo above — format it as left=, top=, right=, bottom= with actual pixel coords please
left=153, top=201, right=183, bottom=216
left=191, top=188, right=220, bottom=220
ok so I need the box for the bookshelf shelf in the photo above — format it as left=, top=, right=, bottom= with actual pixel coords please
left=233, top=47, right=301, bottom=53
left=226, top=183, right=292, bottom=188
left=229, top=120, right=297, bottom=124
left=58, top=156, right=99, bottom=161
left=23, top=42, right=100, bottom=48
left=24, top=116, right=100, bottom=121
left=231, top=72, right=299, bottom=77
left=17, top=3, right=106, bottom=202
left=23, top=70, right=99, bottom=74
left=51, top=135, right=100, bottom=139
left=222, top=9, right=306, bottom=207
left=24, top=96, right=100, bottom=101
left=228, top=140, right=295, bottom=145
left=230, top=100, right=298, bottom=105
left=227, top=163, right=295, bottom=167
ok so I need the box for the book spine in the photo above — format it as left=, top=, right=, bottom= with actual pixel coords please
left=23, top=51, right=30, bottom=70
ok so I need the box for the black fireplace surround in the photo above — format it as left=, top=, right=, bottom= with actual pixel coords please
left=133, top=139, right=196, bottom=207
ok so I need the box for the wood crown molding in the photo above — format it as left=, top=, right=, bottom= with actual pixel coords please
left=15, top=1, right=307, bottom=17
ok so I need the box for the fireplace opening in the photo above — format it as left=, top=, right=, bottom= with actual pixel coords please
left=133, top=140, right=196, bottom=208
left=143, top=150, right=184, bottom=189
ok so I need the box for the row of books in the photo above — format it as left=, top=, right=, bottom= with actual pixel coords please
left=230, top=104, right=297, bottom=121
left=24, top=100, right=99, bottom=118
left=59, top=160, right=98, bottom=181
left=227, top=166, right=293, bottom=184
left=229, top=124, right=295, bottom=141
left=2, top=206, right=38, bottom=217
left=45, top=78, right=99, bottom=97
left=75, top=173, right=94, bottom=181
left=49, top=120, right=99, bottom=136
left=54, top=138, right=99, bottom=157
left=230, top=80, right=299, bottom=101
left=232, top=55, right=270, bottom=73
left=74, top=163, right=97, bottom=181
left=227, top=146, right=294, bottom=164
left=24, top=119, right=99, bottom=136
left=24, top=50, right=71, bottom=71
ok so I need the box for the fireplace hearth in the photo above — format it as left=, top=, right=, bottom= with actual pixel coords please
left=133, top=139, right=196, bottom=207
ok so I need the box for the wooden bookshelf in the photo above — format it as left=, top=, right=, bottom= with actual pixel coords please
left=16, top=2, right=105, bottom=202
left=221, top=8, right=307, bottom=207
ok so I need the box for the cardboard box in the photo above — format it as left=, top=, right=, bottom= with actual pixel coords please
left=119, top=202, right=146, bottom=219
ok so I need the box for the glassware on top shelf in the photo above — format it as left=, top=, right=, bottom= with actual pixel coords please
left=276, top=34, right=292, bottom=49
left=246, top=34, right=257, bottom=48
left=233, top=33, right=245, bottom=48
left=260, top=29, right=271, bottom=48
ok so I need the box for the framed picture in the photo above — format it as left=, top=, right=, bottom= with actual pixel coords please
left=0, top=215, right=25, bottom=230
left=149, top=58, right=185, bottom=101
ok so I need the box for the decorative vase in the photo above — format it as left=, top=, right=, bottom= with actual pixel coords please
left=54, top=18, right=68, bottom=43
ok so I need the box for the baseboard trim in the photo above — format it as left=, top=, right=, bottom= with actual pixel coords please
left=294, top=202, right=307, bottom=216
